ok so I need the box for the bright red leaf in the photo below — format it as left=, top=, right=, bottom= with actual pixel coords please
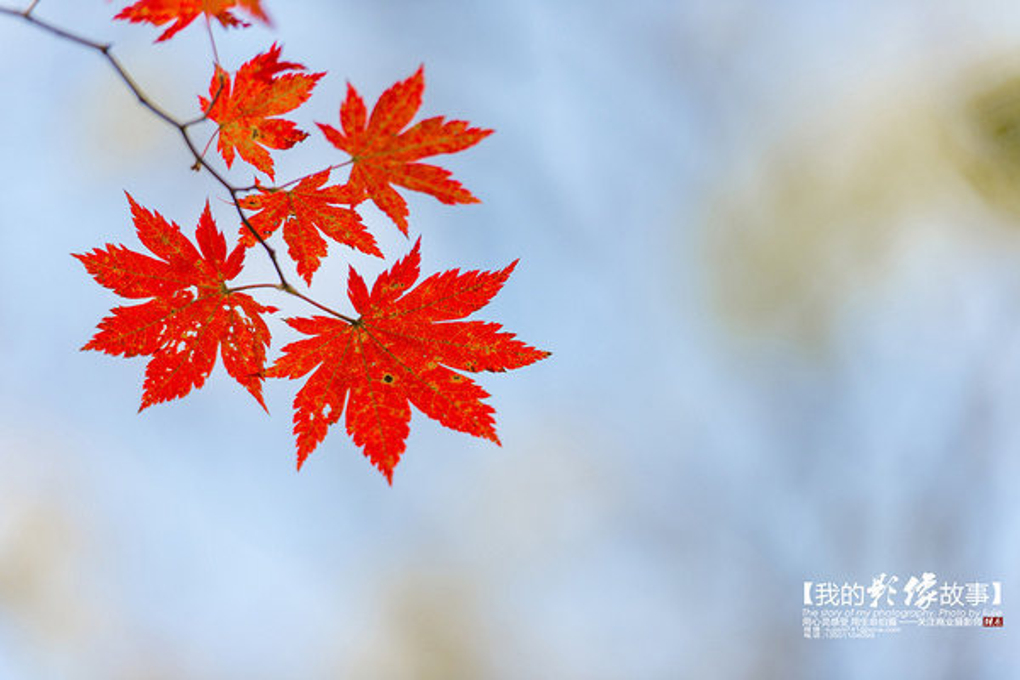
left=317, top=66, right=493, bottom=234
left=75, top=194, right=276, bottom=410
left=238, top=169, right=381, bottom=284
left=199, top=43, right=323, bottom=180
left=268, top=239, right=549, bottom=482
left=115, top=0, right=269, bottom=42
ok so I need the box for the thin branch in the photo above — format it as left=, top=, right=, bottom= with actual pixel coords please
left=0, top=4, right=354, bottom=322
left=1, top=6, right=111, bottom=50
left=101, top=48, right=182, bottom=128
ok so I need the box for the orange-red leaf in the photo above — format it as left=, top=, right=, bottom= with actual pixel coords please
left=238, top=170, right=381, bottom=284
left=317, top=67, right=493, bottom=234
left=199, top=44, right=323, bottom=180
left=268, top=239, right=549, bottom=482
left=75, top=194, right=276, bottom=410
left=115, top=0, right=269, bottom=42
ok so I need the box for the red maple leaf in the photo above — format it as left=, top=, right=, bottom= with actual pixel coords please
left=199, top=44, right=323, bottom=180
left=75, top=194, right=276, bottom=410
left=115, top=0, right=269, bottom=42
left=268, top=239, right=549, bottom=482
left=317, top=66, right=493, bottom=234
left=238, top=169, right=382, bottom=284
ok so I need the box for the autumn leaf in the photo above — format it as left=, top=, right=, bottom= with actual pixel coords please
left=75, top=194, right=276, bottom=410
left=115, top=0, right=269, bottom=42
left=199, top=43, right=323, bottom=180
left=238, top=169, right=382, bottom=284
left=268, top=239, right=549, bottom=482
left=317, top=66, right=493, bottom=234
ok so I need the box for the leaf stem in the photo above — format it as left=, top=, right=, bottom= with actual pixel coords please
left=235, top=160, right=355, bottom=194
left=287, top=289, right=356, bottom=323
left=182, top=74, right=225, bottom=128
left=227, top=283, right=283, bottom=294
left=228, top=283, right=356, bottom=323
left=204, top=14, right=220, bottom=66
left=198, top=129, right=219, bottom=164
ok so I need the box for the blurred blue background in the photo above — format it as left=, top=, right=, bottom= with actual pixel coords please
left=2, top=0, right=1020, bottom=677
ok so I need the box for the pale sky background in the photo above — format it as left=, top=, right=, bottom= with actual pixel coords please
left=2, top=1, right=1020, bottom=678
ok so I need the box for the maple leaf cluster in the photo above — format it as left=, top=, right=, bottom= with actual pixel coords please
left=74, top=1, right=548, bottom=483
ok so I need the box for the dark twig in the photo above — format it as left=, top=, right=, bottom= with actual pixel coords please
left=0, top=3, right=354, bottom=323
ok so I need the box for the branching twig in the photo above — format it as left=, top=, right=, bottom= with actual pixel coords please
left=0, top=3, right=356, bottom=324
